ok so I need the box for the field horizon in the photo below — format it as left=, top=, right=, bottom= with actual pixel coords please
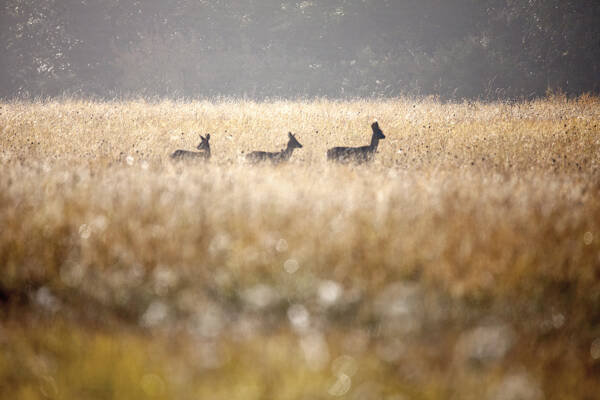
left=1, top=96, right=600, bottom=399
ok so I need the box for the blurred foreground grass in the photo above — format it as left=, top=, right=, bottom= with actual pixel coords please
left=1, top=96, right=600, bottom=399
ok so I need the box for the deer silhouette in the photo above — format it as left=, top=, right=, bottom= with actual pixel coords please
left=170, top=134, right=211, bottom=161
left=327, top=122, right=385, bottom=163
left=246, top=132, right=302, bottom=164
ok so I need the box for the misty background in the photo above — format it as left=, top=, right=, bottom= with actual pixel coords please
left=1, top=0, right=599, bottom=100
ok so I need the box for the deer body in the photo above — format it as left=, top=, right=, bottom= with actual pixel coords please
left=170, top=134, right=211, bottom=161
left=246, top=132, right=302, bottom=164
left=327, top=122, right=385, bottom=163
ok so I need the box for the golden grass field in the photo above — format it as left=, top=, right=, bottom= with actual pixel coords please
left=1, top=95, right=600, bottom=399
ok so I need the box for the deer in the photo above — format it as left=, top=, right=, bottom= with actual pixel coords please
left=170, top=134, right=211, bottom=161
left=327, top=121, right=385, bottom=163
left=246, top=132, right=302, bottom=164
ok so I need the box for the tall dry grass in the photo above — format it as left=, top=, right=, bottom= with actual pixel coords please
left=1, top=96, right=599, bottom=399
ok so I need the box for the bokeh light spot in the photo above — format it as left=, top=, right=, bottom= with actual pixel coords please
left=283, top=258, right=299, bottom=274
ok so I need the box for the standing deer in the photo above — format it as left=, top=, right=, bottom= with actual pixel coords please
left=327, top=122, right=385, bottom=163
left=170, top=134, right=211, bottom=161
left=246, top=132, right=303, bottom=164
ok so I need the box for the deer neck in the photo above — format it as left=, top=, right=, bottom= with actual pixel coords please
left=282, top=143, right=295, bottom=159
left=370, top=134, right=380, bottom=151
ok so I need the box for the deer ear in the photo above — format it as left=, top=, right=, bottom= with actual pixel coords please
left=288, top=132, right=293, bottom=138
left=206, top=134, right=210, bottom=140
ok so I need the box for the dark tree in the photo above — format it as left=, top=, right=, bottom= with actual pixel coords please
left=1, top=0, right=599, bottom=99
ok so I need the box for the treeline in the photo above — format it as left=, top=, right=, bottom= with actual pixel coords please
left=1, top=0, right=599, bottom=100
